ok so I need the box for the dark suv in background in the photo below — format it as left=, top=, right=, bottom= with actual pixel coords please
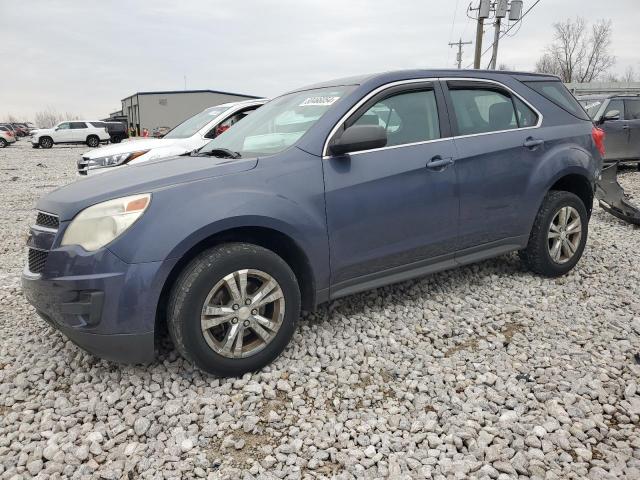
left=578, top=94, right=640, bottom=165
left=23, top=70, right=602, bottom=377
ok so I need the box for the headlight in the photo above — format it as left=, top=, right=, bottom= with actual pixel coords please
left=61, top=194, right=151, bottom=251
left=84, top=150, right=148, bottom=170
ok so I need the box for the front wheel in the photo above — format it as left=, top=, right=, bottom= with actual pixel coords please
left=39, top=137, right=53, bottom=149
left=519, top=191, right=588, bottom=277
left=111, top=136, right=122, bottom=144
left=0, top=139, right=7, bottom=148
left=167, top=243, right=301, bottom=377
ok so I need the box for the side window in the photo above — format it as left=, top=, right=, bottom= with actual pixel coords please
left=205, top=107, right=258, bottom=139
left=449, top=87, right=517, bottom=135
left=625, top=100, right=640, bottom=120
left=70, top=122, right=87, bottom=129
left=57, top=122, right=70, bottom=130
left=604, top=99, right=625, bottom=119
left=350, top=90, right=440, bottom=147
left=514, top=97, right=538, bottom=127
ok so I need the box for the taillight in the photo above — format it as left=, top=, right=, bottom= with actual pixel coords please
left=592, top=126, right=605, bottom=157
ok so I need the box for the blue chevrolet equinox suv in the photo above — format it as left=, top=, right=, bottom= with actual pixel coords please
left=23, top=70, right=602, bottom=376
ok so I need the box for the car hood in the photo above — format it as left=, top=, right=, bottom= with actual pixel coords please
left=38, top=155, right=258, bottom=221
left=83, top=138, right=188, bottom=158
left=32, top=128, right=53, bottom=135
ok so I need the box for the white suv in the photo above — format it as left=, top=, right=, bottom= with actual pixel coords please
left=31, top=121, right=110, bottom=149
left=78, top=99, right=266, bottom=175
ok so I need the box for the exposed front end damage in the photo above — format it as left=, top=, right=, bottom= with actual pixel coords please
left=596, top=163, right=640, bottom=226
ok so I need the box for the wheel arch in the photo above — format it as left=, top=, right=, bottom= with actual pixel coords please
left=548, top=172, right=594, bottom=217
left=155, top=225, right=317, bottom=336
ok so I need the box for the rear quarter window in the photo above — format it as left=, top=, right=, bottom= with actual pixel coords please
left=523, top=80, right=590, bottom=121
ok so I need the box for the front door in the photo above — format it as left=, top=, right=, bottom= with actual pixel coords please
left=323, top=82, right=459, bottom=293
left=601, top=99, right=630, bottom=161
left=624, top=99, right=640, bottom=160
left=55, top=122, right=72, bottom=142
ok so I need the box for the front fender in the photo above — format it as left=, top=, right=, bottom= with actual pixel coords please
left=108, top=148, right=329, bottom=291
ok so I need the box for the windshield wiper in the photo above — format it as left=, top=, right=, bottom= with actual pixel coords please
left=198, top=148, right=241, bottom=159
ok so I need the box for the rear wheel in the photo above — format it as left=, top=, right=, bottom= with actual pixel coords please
left=167, top=243, right=300, bottom=377
left=86, top=135, right=99, bottom=148
left=39, top=137, right=53, bottom=149
left=520, top=191, right=588, bottom=277
left=0, top=139, right=7, bottom=148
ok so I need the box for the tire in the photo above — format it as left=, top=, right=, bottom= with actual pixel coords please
left=86, top=135, right=99, bottom=148
left=167, top=243, right=301, bottom=377
left=0, top=139, right=7, bottom=148
left=39, top=137, right=53, bottom=149
left=111, top=136, right=122, bottom=144
left=519, top=190, right=588, bottom=277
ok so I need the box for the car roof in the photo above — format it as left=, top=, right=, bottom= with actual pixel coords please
left=287, top=68, right=559, bottom=94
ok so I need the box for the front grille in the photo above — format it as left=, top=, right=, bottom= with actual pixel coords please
left=36, top=211, right=59, bottom=229
left=28, top=248, right=49, bottom=274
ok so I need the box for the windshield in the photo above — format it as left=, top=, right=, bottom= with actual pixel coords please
left=199, top=86, right=354, bottom=157
left=578, top=99, right=605, bottom=119
left=164, top=106, right=229, bottom=139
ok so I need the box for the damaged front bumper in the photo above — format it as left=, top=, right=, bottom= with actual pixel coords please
left=595, top=163, right=640, bottom=226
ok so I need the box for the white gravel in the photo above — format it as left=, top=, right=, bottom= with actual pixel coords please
left=1, top=140, right=639, bottom=479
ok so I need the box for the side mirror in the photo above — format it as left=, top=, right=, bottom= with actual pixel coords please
left=55, top=127, right=60, bottom=131
left=329, top=125, right=387, bottom=156
left=602, top=110, right=620, bottom=122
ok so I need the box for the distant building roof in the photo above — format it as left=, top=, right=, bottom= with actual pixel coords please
left=121, top=89, right=262, bottom=102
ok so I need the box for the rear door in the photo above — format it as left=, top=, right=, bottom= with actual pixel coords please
left=69, top=122, right=88, bottom=142
left=323, top=81, right=459, bottom=291
left=443, top=79, right=542, bottom=252
left=624, top=99, right=640, bottom=160
left=600, top=99, right=630, bottom=160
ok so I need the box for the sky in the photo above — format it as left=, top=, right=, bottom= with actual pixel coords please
left=1, top=0, right=638, bottom=121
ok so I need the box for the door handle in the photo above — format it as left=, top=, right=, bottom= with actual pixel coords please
left=523, top=137, right=544, bottom=149
left=426, top=156, right=454, bottom=170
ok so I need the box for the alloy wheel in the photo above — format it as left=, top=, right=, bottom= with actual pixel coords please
left=200, top=269, right=285, bottom=358
left=547, top=206, right=582, bottom=264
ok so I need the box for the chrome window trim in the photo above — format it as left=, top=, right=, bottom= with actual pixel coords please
left=322, top=76, right=543, bottom=158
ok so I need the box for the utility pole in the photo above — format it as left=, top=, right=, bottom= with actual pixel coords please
left=449, top=38, right=472, bottom=69
left=488, top=17, right=502, bottom=69
left=489, top=0, right=508, bottom=69
left=473, top=0, right=491, bottom=69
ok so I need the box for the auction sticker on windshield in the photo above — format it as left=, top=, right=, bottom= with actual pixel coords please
left=299, top=96, right=340, bottom=107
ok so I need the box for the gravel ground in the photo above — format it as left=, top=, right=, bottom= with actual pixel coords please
left=1, top=140, right=639, bottom=479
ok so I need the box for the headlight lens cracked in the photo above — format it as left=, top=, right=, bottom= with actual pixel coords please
left=61, top=194, right=151, bottom=251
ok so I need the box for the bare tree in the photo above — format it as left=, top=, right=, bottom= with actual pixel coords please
left=2, top=114, right=20, bottom=123
left=622, top=66, right=636, bottom=83
left=535, top=17, right=615, bottom=82
left=33, top=108, right=82, bottom=128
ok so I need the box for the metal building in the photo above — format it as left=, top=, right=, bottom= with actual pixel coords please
left=121, top=89, right=262, bottom=135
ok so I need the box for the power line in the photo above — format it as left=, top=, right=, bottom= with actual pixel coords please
left=465, top=0, right=543, bottom=69
left=447, top=0, right=462, bottom=66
